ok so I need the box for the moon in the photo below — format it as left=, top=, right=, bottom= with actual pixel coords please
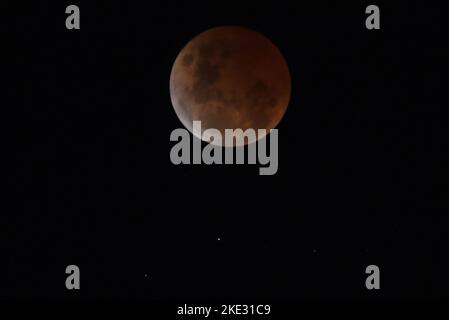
left=170, top=26, right=291, bottom=146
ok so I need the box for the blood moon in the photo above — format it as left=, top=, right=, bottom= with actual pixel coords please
left=169, top=26, right=291, bottom=147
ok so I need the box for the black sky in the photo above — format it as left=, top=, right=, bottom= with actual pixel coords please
left=3, top=0, right=448, bottom=300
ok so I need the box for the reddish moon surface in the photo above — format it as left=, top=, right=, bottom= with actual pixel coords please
left=170, top=26, right=291, bottom=146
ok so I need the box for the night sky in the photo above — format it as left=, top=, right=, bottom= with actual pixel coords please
left=3, top=0, right=448, bottom=301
